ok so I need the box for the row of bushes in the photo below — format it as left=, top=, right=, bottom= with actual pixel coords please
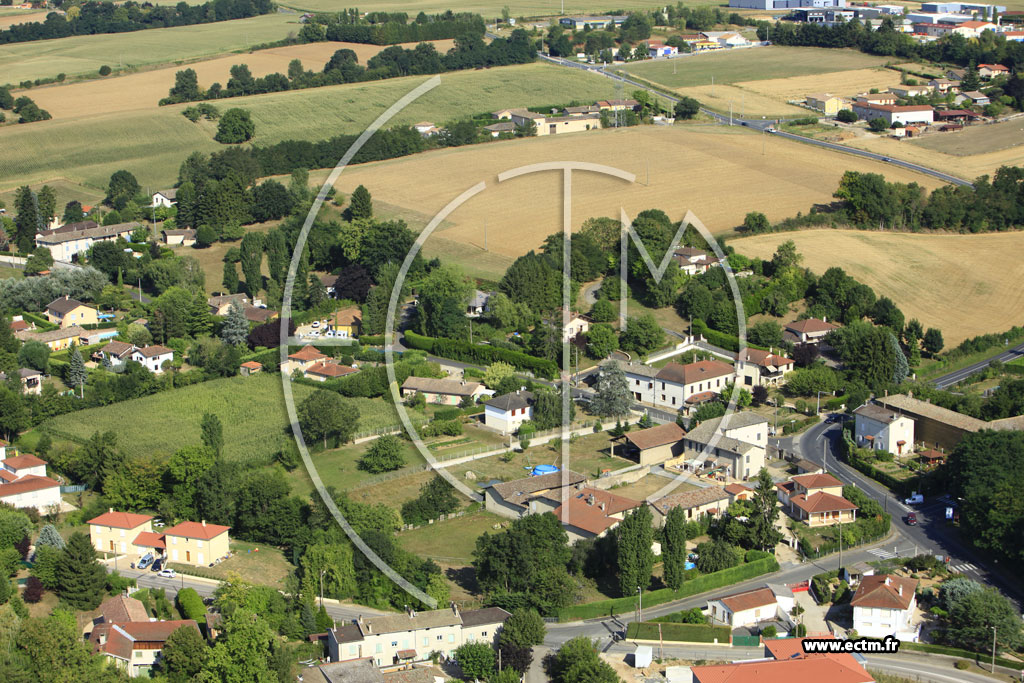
left=691, top=319, right=767, bottom=354
left=403, top=331, right=558, bottom=379
left=626, top=621, right=731, bottom=643
left=782, top=414, right=820, bottom=435
left=557, top=556, right=780, bottom=621
left=418, top=419, right=462, bottom=437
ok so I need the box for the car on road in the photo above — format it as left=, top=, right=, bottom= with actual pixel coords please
left=906, top=512, right=917, bottom=526
left=905, top=493, right=924, bottom=505
left=158, top=568, right=176, bottom=578
left=882, top=157, right=891, bottom=162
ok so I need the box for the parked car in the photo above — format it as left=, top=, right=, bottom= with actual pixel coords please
left=151, top=558, right=163, bottom=572
left=906, top=512, right=918, bottom=526
left=158, top=568, right=176, bottom=578
left=152, top=518, right=165, bottom=528
left=137, top=554, right=154, bottom=570
left=905, top=493, right=924, bottom=505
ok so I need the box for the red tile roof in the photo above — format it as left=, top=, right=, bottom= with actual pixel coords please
left=786, top=318, right=838, bottom=334
left=0, top=474, right=60, bottom=498
left=792, top=473, right=843, bottom=490
left=240, top=361, right=263, bottom=370
left=305, top=361, right=358, bottom=378
left=99, top=595, right=149, bottom=624
left=552, top=496, right=623, bottom=535
left=790, top=491, right=859, bottom=514
left=9, top=320, right=29, bottom=332
left=89, top=510, right=153, bottom=529
left=693, top=656, right=873, bottom=683
left=656, top=360, right=734, bottom=385
left=119, top=619, right=199, bottom=642
left=0, top=470, right=17, bottom=483
left=740, top=348, right=793, bottom=368
left=562, top=487, right=642, bottom=516
left=686, top=390, right=718, bottom=404
left=134, top=345, right=173, bottom=358
left=1, top=453, right=47, bottom=469
left=164, top=520, right=230, bottom=540
left=724, top=483, right=752, bottom=496
left=288, top=345, right=328, bottom=362
left=624, top=422, right=685, bottom=450
left=133, top=531, right=166, bottom=549
left=719, top=586, right=778, bottom=613
left=850, top=574, right=916, bottom=610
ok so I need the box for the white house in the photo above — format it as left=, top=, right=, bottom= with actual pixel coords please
left=131, top=345, right=174, bottom=374
left=647, top=41, right=678, bottom=57
left=151, top=189, right=177, bottom=208
left=412, top=121, right=439, bottom=136
left=853, top=402, right=916, bottom=455
left=1, top=453, right=49, bottom=479
left=850, top=103, right=934, bottom=126
left=484, top=390, right=534, bottom=435
left=681, top=412, right=768, bottom=481
left=35, top=220, right=141, bottom=261
left=783, top=317, right=838, bottom=345
left=99, top=341, right=135, bottom=368
left=673, top=246, right=722, bottom=275
left=617, top=361, right=659, bottom=404
left=737, top=348, right=794, bottom=388
left=651, top=360, right=736, bottom=412
left=706, top=584, right=795, bottom=629
left=851, top=574, right=919, bottom=641
left=0, top=471, right=61, bottom=518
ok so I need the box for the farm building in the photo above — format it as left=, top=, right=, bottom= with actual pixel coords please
left=484, top=470, right=587, bottom=518
left=805, top=93, right=846, bottom=115
left=558, top=15, right=626, bottom=30
left=647, top=42, right=678, bottom=57
left=851, top=102, right=934, bottom=126
left=162, top=228, right=196, bottom=246
left=622, top=422, right=686, bottom=465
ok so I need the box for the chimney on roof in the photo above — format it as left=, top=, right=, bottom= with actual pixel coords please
left=65, top=295, right=69, bottom=300
left=587, top=494, right=596, bottom=506
left=822, top=315, right=826, bottom=323
left=357, top=614, right=363, bottom=625
left=600, top=502, right=606, bottom=511
left=109, top=507, right=113, bottom=513
left=451, top=601, right=459, bottom=617
left=885, top=576, right=891, bottom=586
left=201, top=520, right=206, bottom=527
left=898, top=584, right=903, bottom=596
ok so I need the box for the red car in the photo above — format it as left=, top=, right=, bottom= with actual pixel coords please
left=906, top=512, right=918, bottom=526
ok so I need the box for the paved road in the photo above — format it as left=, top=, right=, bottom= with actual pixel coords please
left=930, top=340, right=1024, bottom=389
left=787, top=418, right=1024, bottom=608
left=539, top=52, right=971, bottom=188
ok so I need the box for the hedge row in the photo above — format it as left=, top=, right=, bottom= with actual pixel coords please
left=782, top=414, right=820, bottom=435
left=403, top=331, right=558, bottom=379
left=691, top=319, right=767, bottom=354
left=557, top=556, right=780, bottom=621
left=626, top=621, right=731, bottom=643
left=359, top=334, right=385, bottom=346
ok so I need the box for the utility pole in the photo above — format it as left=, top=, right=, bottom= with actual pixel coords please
left=711, top=74, right=714, bottom=97
left=637, top=586, right=643, bottom=623
left=483, top=218, right=488, bottom=251
left=320, top=568, right=326, bottom=608
left=992, top=626, right=998, bottom=673
left=838, top=519, right=843, bottom=570
left=729, top=101, right=733, bottom=126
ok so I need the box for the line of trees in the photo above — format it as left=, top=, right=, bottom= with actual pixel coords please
left=0, top=0, right=274, bottom=45
left=297, top=9, right=485, bottom=45
left=161, top=30, right=536, bottom=105
left=0, top=88, right=50, bottom=124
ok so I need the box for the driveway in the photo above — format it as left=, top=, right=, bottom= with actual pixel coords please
left=793, top=590, right=829, bottom=635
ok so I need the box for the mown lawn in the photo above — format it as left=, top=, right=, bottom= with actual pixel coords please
left=396, top=508, right=507, bottom=565
left=169, top=540, right=292, bottom=589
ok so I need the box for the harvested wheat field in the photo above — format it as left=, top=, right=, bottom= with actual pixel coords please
left=731, top=229, right=1024, bottom=345
left=739, top=67, right=902, bottom=106
left=0, top=11, right=47, bottom=28
left=843, top=133, right=1024, bottom=181
left=911, top=118, right=1024, bottom=156
left=29, top=40, right=456, bottom=119
left=327, top=126, right=945, bottom=281
left=677, top=84, right=806, bottom=118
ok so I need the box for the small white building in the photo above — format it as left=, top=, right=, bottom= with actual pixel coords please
left=853, top=402, right=916, bottom=455
left=131, top=345, right=174, bottom=374
left=851, top=574, right=918, bottom=641
left=151, top=189, right=177, bottom=208
left=1, top=453, right=49, bottom=479
left=737, top=348, right=794, bottom=388
left=0, top=454, right=61, bottom=514
left=706, top=584, right=795, bottom=629
left=100, top=340, right=136, bottom=368
left=850, top=103, right=935, bottom=126
left=484, top=390, right=534, bottom=435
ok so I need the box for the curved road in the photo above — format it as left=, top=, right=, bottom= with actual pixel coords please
left=538, top=53, right=972, bottom=188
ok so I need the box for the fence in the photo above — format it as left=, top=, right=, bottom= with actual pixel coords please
left=732, top=635, right=760, bottom=647
left=60, top=484, right=87, bottom=493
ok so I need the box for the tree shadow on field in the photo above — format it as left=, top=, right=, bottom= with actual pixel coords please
left=446, top=565, right=481, bottom=594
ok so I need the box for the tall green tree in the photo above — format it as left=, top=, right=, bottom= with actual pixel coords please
left=499, top=607, right=547, bottom=650
left=662, top=506, right=688, bottom=591
left=201, top=413, right=224, bottom=457
left=36, top=185, right=56, bottom=227
left=104, top=170, right=140, bottom=211
left=159, top=624, right=209, bottom=683
left=12, top=186, right=38, bottom=252
left=750, top=467, right=782, bottom=552
left=619, top=313, right=664, bottom=356
left=199, top=608, right=277, bottom=683
left=923, top=327, right=944, bottom=355
left=0, top=386, right=30, bottom=441
left=222, top=261, right=239, bottom=294
left=220, top=301, right=249, bottom=346
left=347, top=184, right=373, bottom=221
left=454, top=641, right=495, bottom=680
left=297, top=389, right=360, bottom=448
left=55, top=532, right=107, bottom=610
left=358, top=434, right=405, bottom=473
left=615, top=505, right=654, bottom=597
left=15, top=609, right=124, bottom=683
left=66, top=343, right=87, bottom=398
left=214, top=108, right=256, bottom=144
left=551, top=637, right=618, bottom=683
left=239, top=231, right=265, bottom=296
left=590, top=362, right=631, bottom=417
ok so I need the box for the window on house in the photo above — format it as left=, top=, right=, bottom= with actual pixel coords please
left=391, top=641, right=398, bottom=647
left=376, top=644, right=382, bottom=653
left=422, top=637, right=428, bottom=647
left=437, top=635, right=443, bottom=641
left=481, top=631, right=488, bottom=637
left=349, top=645, right=357, bottom=655
left=448, top=634, right=455, bottom=643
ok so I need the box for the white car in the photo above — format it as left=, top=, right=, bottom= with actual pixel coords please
left=158, top=568, right=176, bottom=578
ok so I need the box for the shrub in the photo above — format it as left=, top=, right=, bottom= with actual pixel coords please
left=215, top=108, right=255, bottom=144
left=22, top=576, right=44, bottom=603
left=954, top=660, right=970, bottom=670
left=176, top=587, right=205, bottom=621
left=836, top=109, right=858, bottom=123
left=99, top=65, right=112, bottom=76
left=762, top=625, right=777, bottom=638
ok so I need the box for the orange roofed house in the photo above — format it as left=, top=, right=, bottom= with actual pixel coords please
left=281, top=344, right=328, bottom=375
left=552, top=487, right=642, bottom=543
left=692, top=636, right=875, bottom=683
left=776, top=473, right=858, bottom=527
left=784, top=317, right=839, bottom=345
left=164, top=520, right=230, bottom=566
left=88, top=509, right=155, bottom=556
left=851, top=574, right=919, bottom=641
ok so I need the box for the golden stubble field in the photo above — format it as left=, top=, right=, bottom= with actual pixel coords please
left=731, top=229, right=1024, bottom=345
left=843, top=133, right=1024, bottom=181
left=327, top=125, right=945, bottom=281
left=27, top=40, right=456, bottom=119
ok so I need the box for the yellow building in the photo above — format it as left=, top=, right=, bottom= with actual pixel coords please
left=163, top=520, right=230, bottom=566
left=16, top=325, right=84, bottom=351
left=45, top=296, right=99, bottom=328
left=329, top=306, right=363, bottom=338
left=88, top=509, right=154, bottom=555
left=805, top=93, right=846, bottom=116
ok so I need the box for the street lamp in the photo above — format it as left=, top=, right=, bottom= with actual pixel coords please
left=637, top=586, right=643, bottom=623
left=992, top=625, right=998, bottom=673
left=320, top=568, right=327, bottom=608
left=816, top=390, right=832, bottom=415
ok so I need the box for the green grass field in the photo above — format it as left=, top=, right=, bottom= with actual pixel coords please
left=397, top=508, right=507, bottom=565
left=0, top=62, right=623, bottom=193
left=286, top=438, right=430, bottom=501
left=1, top=13, right=300, bottom=84
left=43, top=373, right=314, bottom=462
left=911, top=118, right=1024, bottom=156
left=614, top=46, right=895, bottom=89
